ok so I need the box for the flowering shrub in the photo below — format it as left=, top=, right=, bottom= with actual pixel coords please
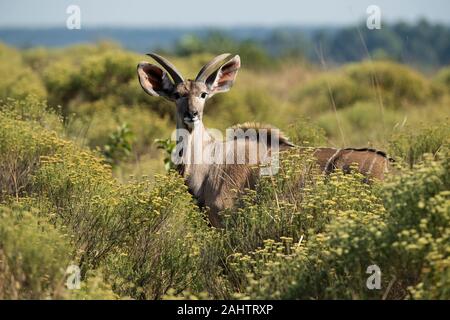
left=0, top=205, right=71, bottom=299
left=0, top=105, right=215, bottom=299
left=225, top=148, right=449, bottom=299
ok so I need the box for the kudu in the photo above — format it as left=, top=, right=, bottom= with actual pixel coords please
left=137, top=53, right=393, bottom=227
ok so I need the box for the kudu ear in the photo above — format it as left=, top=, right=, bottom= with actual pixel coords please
left=137, top=62, right=175, bottom=100
left=205, top=55, right=241, bottom=96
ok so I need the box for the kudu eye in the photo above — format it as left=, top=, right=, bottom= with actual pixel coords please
left=173, top=92, right=181, bottom=100
left=200, top=92, right=208, bottom=99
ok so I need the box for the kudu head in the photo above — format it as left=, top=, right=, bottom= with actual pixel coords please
left=137, top=53, right=241, bottom=131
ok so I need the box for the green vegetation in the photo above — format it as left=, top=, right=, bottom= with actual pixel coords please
left=169, top=20, right=450, bottom=68
left=0, top=41, right=449, bottom=299
left=292, top=61, right=435, bottom=113
left=0, top=44, right=47, bottom=101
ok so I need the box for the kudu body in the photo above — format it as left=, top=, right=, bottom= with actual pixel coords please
left=138, top=53, right=392, bottom=227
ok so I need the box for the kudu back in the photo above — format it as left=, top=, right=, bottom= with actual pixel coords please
left=137, top=53, right=393, bottom=227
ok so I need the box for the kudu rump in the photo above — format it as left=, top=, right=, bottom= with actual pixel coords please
left=137, top=53, right=393, bottom=227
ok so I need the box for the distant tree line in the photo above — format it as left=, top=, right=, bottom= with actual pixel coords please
left=171, top=19, right=450, bottom=69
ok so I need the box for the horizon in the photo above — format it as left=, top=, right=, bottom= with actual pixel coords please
left=1, top=0, right=449, bottom=28
left=0, top=19, right=448, bottom=30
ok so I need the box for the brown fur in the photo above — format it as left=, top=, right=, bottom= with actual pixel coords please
left=229, top=122, right=295, bottom=149
left=309, top=147, right=393, bottom=180
left=181, top=126, right=393, bottom=227
left=180, top=123, right=282, bottom=227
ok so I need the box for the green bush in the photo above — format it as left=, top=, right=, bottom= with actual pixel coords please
left=74, top=51, right=137, bottom=101
left=0, top=203, right=118, bottom=300
left=408, top=190, right=450, bottom=299
left=389, top=121, right=450, bottom=167
left=103, top=123, right=134, bottom=166
left=286, top=117, right=327, bottom=146
left=223, top=152, right=388, bottom=299
left=225, top=147, right=449, bottom=299
left=381, top=149, right=450, bottom=299
left=292, top=73, right=365, bottom=113
left=292, top=61, right=436, bottom=114
left=66, top=104, right=171, bottom=157
left=0, top=204, right=72, bottom=299
left=434, top=65, right=450, bottom=92
left=0, top=95, right=64, bottom=133
left=205, top=88, right=277, bottom=130
left=38, top=44, right=177, bottom=121
left=343, top=61, right=434, bottom=107
left=316, top=101, right=401, bottom=146
left=67, top=270, right=118, bottom=300
left=43, top=58, right=80, bottom=110
left=0, top=102, right=63, bottom=200
left=104, top=174, right=216, bottom=299
left=0, top=44, right=47, bottom=100
left=1, top=105, right=216, bottom=299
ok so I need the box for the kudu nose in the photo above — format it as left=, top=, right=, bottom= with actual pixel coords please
left=185, top=110, right=199, bottom=119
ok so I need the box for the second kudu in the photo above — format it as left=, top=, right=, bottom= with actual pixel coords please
left=138, top=53, right=393, bottom=227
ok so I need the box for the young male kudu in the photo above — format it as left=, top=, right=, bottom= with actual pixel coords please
left=137, top=53, right=393, bottom=227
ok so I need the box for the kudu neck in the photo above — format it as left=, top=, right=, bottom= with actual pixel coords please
left=176, top=119, right=213, bottom=143
left=175, top=119, right=214, bottom=177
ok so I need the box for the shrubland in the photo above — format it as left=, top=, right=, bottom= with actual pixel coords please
left=0, top=41, right=449, bottom=299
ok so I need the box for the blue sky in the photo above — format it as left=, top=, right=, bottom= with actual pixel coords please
left=1, top=0, right=449, bottom=27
